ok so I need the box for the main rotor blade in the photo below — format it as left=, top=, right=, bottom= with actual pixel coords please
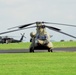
left=47, top=26, right=76, bottom=39
left=8, top=22, right=35, bottom=30
left=59, top=31, right=76, bottom=39
left=45, top=25, right=61, bottom=31
left=0, top=26, right=36, bottom=35
left=43, top=22, right=76, bottom=27
left=19, top=22, right=35, bottom=28
left=45, top=25, right=76, bottom=39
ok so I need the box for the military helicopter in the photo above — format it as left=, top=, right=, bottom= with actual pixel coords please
left=0, top=21, right=76, bottom=52
left=0, top=33, right=25, bottom=44
left=0, top=36, right=3, bottom=43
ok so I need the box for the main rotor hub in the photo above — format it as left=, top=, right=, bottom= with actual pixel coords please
left=36, top=22, right=45, bottom=28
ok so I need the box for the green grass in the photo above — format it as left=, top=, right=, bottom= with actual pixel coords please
left=0, top=52, right=76, bottom=75
left=0, top=41, right=76, bottom=75
left=53, top=41, right=76, bottom=48
left=0, top=42, right=31, bottom=50
left=0, top=41, right=76, bottom=50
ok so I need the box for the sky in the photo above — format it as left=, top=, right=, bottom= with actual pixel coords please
left=0, top=0, right=76, bottom=42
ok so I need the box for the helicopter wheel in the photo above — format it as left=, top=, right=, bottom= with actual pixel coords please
left=30, top=47, right=34, bottom=52
left=48, top=48, right=53, bottom=52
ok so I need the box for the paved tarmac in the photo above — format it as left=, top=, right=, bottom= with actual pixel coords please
left=0, top=47, right=76, bottom=53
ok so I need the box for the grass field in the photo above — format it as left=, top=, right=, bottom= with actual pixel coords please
left=53, top=41, right=76, bottom=48
left=0, top=42, right=31, bottom=50
left=0, top=52, right=76, bottom=75
left=0, top=41, right=76, bottom=75
left=0, top=41, right=76, bottom=50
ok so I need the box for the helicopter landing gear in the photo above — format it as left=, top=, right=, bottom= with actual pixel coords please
left=30, top=47, right=34, bottom=52
left=48, top=48, right=53, bottom=52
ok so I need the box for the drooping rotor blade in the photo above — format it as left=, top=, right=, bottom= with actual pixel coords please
left=8, top=22, right=36, bottom=30
left=46, top=25, right=76, bottom=39
left=19, top=22, right=36, bottom=28
left=43, top=22, right=76, bottom=27
left=0, top=26, right=36, bottom=35
left=58, top=31, right=76, bottom=39
left=8, top=25, right=21, bottom=30
left=45, top=25, right=61, bottom=31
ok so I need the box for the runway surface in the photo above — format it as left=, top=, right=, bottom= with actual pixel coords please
left=0, top=47, right=76, bottom=53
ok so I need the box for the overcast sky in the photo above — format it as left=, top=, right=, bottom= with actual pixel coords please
left=0, top=0, right=76, bottom=41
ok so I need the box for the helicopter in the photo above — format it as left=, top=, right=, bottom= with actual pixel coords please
left=0, top=21, right=76, bottom=52
left=0, top=33, right=25, bottom=44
